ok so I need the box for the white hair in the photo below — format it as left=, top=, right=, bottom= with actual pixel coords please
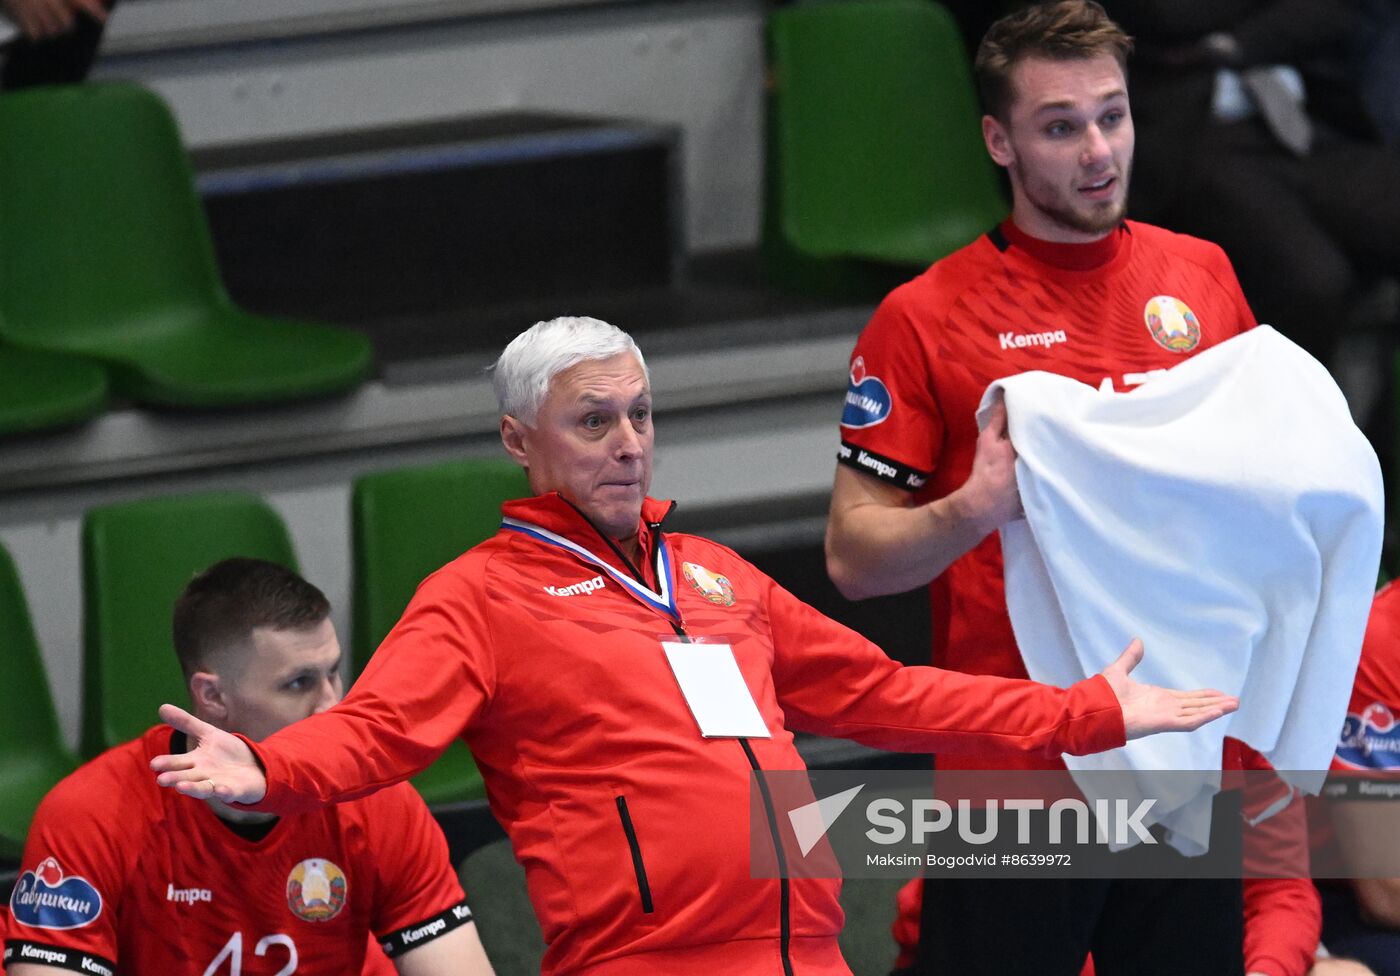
left=492, top=316, right=649, bottom=424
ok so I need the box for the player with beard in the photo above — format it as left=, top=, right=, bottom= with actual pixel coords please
left=825, top=3, right=1321, bottom=975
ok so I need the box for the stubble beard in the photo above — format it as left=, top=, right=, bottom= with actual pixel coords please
left=1017, top=161, right=1132, bottom=238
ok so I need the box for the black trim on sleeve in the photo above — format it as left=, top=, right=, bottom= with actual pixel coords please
left=4, top=939, right=116, bottom=975
left=378, top=899, right=475, bottom=958
left=837, top=441, right=930, bottom=492
left=1322, top=774, right=1400, bottom=802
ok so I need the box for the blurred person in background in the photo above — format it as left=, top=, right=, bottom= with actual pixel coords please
left=1, top=0, right=114, bottom=90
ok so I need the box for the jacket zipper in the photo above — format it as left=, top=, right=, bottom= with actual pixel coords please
left=615, top=796, right=655, bottom=914
left=740, top=737, right=795, bottom=976
left=667, top=614, right=794, bottom=976
left=563, top=503, right=794, bottom=974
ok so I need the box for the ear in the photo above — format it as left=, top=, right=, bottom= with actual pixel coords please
left=189, top=671, right=228, bottom=724
left=983, top=114, right=1015, bottom=168
left=500, top=414, right=530, bottom=467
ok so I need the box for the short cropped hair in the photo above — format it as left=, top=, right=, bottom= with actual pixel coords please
left=975, top=1, right=1134, bottom=121
left=172, top=557, right=330, bottom=682
left=492, top=316, right=649, bottom=425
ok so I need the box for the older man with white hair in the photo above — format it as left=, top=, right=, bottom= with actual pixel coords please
left=149, top=316, right=1237, bottom=976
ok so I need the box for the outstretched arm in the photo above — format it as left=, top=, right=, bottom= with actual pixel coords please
left=150, top=565, right=493, bottom=814
left=770, top=566, right=1236, bottom=757
left=149, top=703, right=267, bottom=805
left=1103, top=638, right=1239, bottom=740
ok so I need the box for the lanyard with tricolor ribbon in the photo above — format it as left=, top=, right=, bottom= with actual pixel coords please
left=500, top=517, right=679, bottom=622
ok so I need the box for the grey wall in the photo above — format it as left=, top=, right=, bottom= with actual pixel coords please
left=94, top=0, right=768, bottom=251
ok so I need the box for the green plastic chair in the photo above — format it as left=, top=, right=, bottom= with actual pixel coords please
left=352, top=458, right=529, bottom=805
left=81, top=491, right=298, bottom=758
left=0, top=83, right=373, bottom=409
left=0, top=543, right=79, bottom=858
left=765, top=0, right=1007, bottom=270
left=0, top=340, right=108, bottom=437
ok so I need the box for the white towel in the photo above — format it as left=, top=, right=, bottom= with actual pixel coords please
left=979, top=326, right=1383, bottom=853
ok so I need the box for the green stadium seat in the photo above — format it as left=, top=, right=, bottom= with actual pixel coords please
left=0, top=340, right=108, bottom=437
left=0, top=543, right=80, bottom=859
left=352, top=458, right=530, bottom=805
left=764, top=0, right=1007, bottom=279
left=0, top=83, right=373, bottom=409
left=81, top=492, right=298, bottom=758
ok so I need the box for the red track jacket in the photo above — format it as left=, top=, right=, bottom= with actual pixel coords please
left=243, top=493, right=1126, bottom=975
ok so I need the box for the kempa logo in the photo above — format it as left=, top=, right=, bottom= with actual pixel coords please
left=166, top=883, right=213, bottom=905
left=854, top=451, right=896, bottom=481
left=999, top=329, right=1068, bottom=351
left=402, top=918, right=447, bottom=944
left=12, top=944, right=113, bottom=976
left=544, top=575, right=606, bottom=597
left=19, top=945, right=68, bottom=965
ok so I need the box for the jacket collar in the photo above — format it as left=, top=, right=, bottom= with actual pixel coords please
left=500, top=492, right=677, bottom=575
left=500, top=492, right=681, bottom=619
left=996, top=217, right=1129, bottom=272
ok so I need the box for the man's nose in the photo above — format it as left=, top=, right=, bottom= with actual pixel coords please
left=614, top=421, right=644, bottom=458
left=1081, top=123, right=1111, bottom=167
left=313, top=677, right=340, bottom=714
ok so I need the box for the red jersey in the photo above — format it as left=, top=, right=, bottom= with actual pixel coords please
left=839, top=219, right=1255, bottom=771
left=1331, top=582, right=1400, bottom=777
left=239, top=493, right=1126, bottom=976
left=849, top=221, right=1318, bottom=974
left=1309, top=581, right=1400, bottom=873
left=4, top=726, right=469, bottom=975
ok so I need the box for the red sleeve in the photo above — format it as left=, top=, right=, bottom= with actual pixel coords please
left=762, top=569, right=1125, bottom=757
left=838, top=287, right=946, bottom=491
left=890, top=877, right=921, bottom=971
left=248, top=562, right=496, bottom=815
left=1230, top=742, right=1320, bottom=976
left=360, top=934, right=397, bottom=976
left=1243, top=878, right=1320, bottom=976
left=1334, top=582, right=1400, bottom=775
left=5, top=768, right=131, bottom=972
left=362, top=784, right=472, bottom=959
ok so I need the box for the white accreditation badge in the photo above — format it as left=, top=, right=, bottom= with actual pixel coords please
left=661, top=639, right=770, bottom=738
